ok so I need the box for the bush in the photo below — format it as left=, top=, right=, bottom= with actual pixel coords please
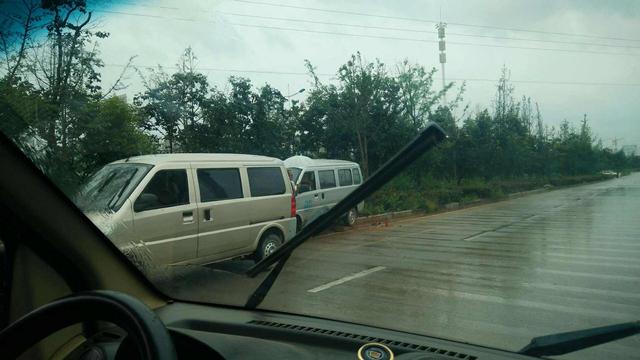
left=361, top=173, right=613, bottom=216
left=549, top=174, right=614, bottom=186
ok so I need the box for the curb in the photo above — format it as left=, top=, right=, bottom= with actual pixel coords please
left=507, top=186, right=553, bottom=198
left=354, top=209, right=415, bottom=225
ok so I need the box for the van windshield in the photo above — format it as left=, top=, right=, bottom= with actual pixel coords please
left=288, top=167, right=302, bottom=183
left=74, top=164, right=152, bottom=213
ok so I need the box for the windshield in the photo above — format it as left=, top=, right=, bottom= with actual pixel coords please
left=288, top=167, right=302, bottom=183
left=74, top=163, right=152, bottom=212
left=1, top=0, right=639, bottom=359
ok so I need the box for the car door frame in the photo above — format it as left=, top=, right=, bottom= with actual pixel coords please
left=190, top=163, right=255, bottom=262
left=316, top=167, right=340, bottom=214
left=295, top=167, right=322, bottom=226
left=129, top=162, right=198, bottom=265
left=351, top=166, right=365, bottom=212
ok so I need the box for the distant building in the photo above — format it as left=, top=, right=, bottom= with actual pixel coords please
left=621, top=145, right=638, bottom=157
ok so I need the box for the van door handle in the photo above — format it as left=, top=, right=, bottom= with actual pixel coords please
left=203, top=209, right=213, bottom=222
left=321, top=193, right=325, bottom=200
left=182, top=211, right=194, bottom=223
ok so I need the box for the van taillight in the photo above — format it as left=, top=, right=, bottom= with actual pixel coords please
left=290, top=193, right=297, bottom=218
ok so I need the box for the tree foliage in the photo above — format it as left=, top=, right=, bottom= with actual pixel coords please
left=0, top=1, right=636, bottom=197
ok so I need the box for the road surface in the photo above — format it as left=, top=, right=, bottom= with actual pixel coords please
left=158, top=173, right=640, bottom=359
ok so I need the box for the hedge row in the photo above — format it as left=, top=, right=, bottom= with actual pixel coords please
left=361, top=173, right=617, bottom=216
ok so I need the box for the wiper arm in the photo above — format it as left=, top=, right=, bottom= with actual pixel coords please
left=518, top=321, right=640, bottom=357
left=244, top=122, right=446, bottom=308
left=107, top=170, right=137, bottom=210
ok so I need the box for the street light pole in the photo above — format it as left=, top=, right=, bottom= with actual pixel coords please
left=285, top=88, right=306, bottom=106
left=285, top=88, right=305, bottom=98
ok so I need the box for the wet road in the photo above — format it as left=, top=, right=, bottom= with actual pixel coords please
left=161, top=174, right=640, bottom=359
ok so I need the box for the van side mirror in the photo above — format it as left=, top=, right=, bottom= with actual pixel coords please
left=134, top=193, right=160, bottom=212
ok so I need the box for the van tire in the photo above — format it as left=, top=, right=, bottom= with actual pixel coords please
left=255, top=231, right=283, bottom=262
left=343, top=208, right=358, bottom=226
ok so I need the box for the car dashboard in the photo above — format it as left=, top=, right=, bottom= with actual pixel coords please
left=67, top=302, right=535, bottom=360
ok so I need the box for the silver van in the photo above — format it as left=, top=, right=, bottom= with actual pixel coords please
left=285, top=156, right=364, bottom=229
left=75, top=154, right=297, bottom=266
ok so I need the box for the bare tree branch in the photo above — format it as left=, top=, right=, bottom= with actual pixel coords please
left=101, top=55, right=136, bottom=99
left=0, top=29, right=11, bottom=74
left=6, top=0, right=38, bottom=81
left=61, top=5, right=79, bottom=28
left=61, top=11, right=92, bottom=93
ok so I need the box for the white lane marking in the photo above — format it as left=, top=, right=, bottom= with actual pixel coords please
left=307, top=266, right=386, bottom=293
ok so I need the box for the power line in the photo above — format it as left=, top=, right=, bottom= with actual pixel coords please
left=102, top=0, right=179, bottom=11
left=230, top=22, right=436, bottom=43
left=231, top=0, right=442, bottom=25
left=8, top=0, right=640, bottom=44
left=448, top=77, right=640, bottom=87
left=220, top=12, right=640, bottom=50
left=105, top=63, right=334, bottom=76
left=231, top=0, right=640, bottom=43
left=94, top=2, right=640, bottom=49
left=95, top=9, right=199, bottom=22
left=92, top=9, right=637, bottom=56
left=219, top=12, right=438, bottom=35
left=227, top=22, right=637, bottom=57
left=103, top=63, right=640, bottom=86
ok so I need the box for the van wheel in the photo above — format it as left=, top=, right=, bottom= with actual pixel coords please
left=255, top=231, right=283, bottom=262
left=343, top=208, right=358, bottom=226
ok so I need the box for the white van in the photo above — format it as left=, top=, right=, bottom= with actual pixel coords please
left=284, top=156, right=364, bottom=229
left=75, top=154, right=297, bottom=266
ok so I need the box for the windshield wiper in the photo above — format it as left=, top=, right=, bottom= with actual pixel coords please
left=244, top=122, right=446, bottom=308
left=518, top=321, right=640, bottom=357
left=107, top=170, right=137, bottom=210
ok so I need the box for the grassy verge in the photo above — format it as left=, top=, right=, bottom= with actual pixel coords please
left=361, top=173, right=618, bottom=216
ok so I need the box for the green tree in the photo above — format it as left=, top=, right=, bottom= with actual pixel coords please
left=0, top=0, right=129, bottom=192
left=248, top=84, right=295, bottom=157
left=136, top=47, right=209, bottom=153
left=305, top=53, right=413, bottom=177
left=78, top=96, right=156, bottom=176
left=396, top=60, right=447, bottom=130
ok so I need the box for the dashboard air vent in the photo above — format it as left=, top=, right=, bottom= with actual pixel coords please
left=248, top=320, right=477, bottom=360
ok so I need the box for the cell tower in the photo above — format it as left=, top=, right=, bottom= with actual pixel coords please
left=436, top=22, right=447, bottom=106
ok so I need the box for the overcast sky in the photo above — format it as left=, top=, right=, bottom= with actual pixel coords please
left=87, top=1, right=640, bottom=146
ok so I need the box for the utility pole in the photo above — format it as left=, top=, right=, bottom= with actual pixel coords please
left=436, top=22, right=447, bottom=106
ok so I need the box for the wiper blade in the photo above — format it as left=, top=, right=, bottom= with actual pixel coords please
left=107, top=170, right=137, bottom=210
left=243, top=122, right=446, bottom=308
left=518, top=321, right=640, bottom=357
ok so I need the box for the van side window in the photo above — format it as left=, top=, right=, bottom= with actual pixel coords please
left=135, top=169, right=189, bottom=212
left=338, top=169, right=353, bottom=186
left=352, top=168, right=362, bottom=184
left=248, top=167, right=286, bottom=197
left=197, top=168, right=243, bottom=202
left=299, top=171, right=316, bottom=193
left=318, top=170, right=336, bottom=189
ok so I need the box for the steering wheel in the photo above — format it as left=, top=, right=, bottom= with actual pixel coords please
left=0, top=290, right=177, bottom=360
